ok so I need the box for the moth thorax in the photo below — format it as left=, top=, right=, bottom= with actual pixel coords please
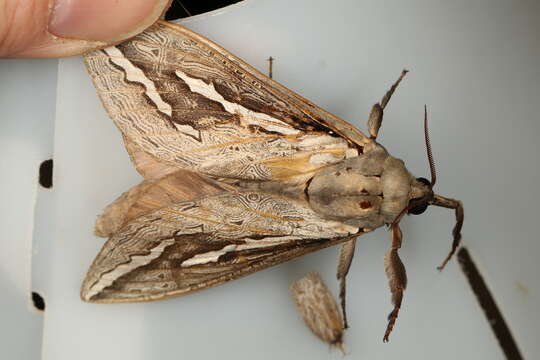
left=306, top=161, right=384, bottom=227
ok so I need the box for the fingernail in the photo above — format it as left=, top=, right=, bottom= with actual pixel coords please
left=49, top=0, right=170, bottom=42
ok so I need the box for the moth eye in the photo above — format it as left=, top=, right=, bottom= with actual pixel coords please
left=408, top=202, right=428, bottom=215
left=416, top=177, right=430, bottom=186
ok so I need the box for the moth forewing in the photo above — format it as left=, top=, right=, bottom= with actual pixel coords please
left=83, top=20, right=366, bottom=184
left=291, top=272, right=346, bottom=353
left=81, top=187, right=361, bottom=303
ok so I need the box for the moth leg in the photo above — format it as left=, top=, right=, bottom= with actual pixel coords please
left=432, top=195, right=464, bottom=270
left=367, top=104, right=384, bottom=139
left=383, top=224, right=407, bottom=342
left=368, top=70, right=408, bottom=139
left=267, top=56, right=274, bottom=79
left=337, top=237, right=358, bottom=329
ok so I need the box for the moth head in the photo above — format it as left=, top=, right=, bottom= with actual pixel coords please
left=408, top=177, right=433, bottom=215
left=394, top=106, right=464, bottom=270
left=392, top=106, right=436, bottom=220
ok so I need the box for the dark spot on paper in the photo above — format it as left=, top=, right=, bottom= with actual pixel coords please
left=31, top=292, right=45, bottom=311
left=39, top=159, right=53, bottom=188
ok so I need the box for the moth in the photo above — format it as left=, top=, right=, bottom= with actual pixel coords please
left=291, top=272, right=346, bottom=353
left=81, top=20, right=463, bottom=341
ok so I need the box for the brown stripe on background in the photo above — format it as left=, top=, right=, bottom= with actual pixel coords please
left=457, top=247, right=523, bottom=360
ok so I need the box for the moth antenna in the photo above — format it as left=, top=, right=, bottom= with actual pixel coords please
left=424, top=105, right=437, bottom=186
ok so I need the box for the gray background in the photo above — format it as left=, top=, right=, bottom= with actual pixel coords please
left=1, top=0, right=539, bottom=359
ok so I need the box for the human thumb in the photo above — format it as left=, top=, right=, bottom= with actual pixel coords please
left=0, top=0, right=171, bottom=58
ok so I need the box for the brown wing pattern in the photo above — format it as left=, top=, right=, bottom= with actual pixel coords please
left=86, top=234, right=360, bottom=304
left=82, top=191, right=363, bottom=303
left=83, top=21, right=366, bottom=182
left=81, top=21, right=372, bottom=303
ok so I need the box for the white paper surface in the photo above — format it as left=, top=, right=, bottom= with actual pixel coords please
left=0, top=59, right=56, bottom=359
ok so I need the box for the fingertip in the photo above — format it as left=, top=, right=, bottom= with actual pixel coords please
left=48, top=0, right=171, bottom=42
left=6, top=0, right=171, bottom=57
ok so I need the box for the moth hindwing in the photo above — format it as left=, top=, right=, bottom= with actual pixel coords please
left=82, top=20, right=463, bottom=342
